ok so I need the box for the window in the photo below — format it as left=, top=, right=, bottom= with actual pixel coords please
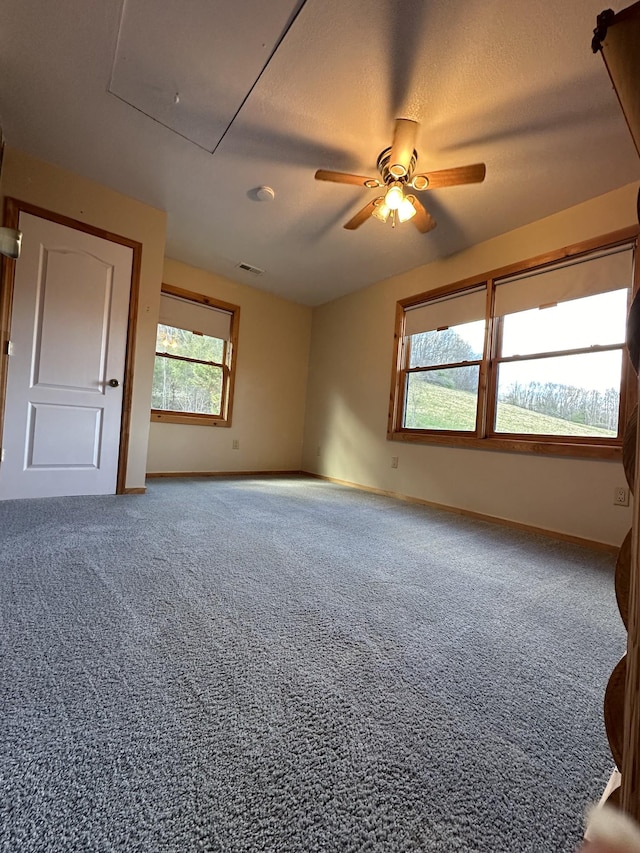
left=389, top=229, right=639, bottom=457
left=403, top=286, right=486, bottom=433
left=151, top=284, right=239, bottom=427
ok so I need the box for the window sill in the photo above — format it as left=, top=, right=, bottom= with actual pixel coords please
left=151, top=410, right=230, bottom=427
left=388, top=430, right=622, bottom=460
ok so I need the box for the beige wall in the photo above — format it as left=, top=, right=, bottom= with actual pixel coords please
left=146, top=258, right=311, bottom=474
left=302, top=182, right=640, bottom=546
left=0, top=147, right=166, bottom=490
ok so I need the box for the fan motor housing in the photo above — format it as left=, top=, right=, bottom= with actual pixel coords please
left=377, top=146, right=418, bottom=184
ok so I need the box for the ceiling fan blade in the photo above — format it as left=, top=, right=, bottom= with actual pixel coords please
left=315, top=169, right=381, bottom=188
left=388, top=119, right=418, bottom=177
left=408, top=195, right=436, bottom=234
left=412, top=163, right=486, bottom=190
left=344, top=199, right=379, bottom=230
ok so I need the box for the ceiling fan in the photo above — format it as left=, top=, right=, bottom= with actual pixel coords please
left=315, top=119, right=486, bottom=233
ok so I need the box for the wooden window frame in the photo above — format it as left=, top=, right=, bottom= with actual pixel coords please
left=388, top=226, right=640, bottom=459
left=150, top=283, right=240, bottom=428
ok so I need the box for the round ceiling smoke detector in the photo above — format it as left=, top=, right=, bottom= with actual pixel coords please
left=255, top=186, right=275, bottom=202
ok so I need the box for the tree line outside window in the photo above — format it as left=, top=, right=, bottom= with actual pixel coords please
left=152, top=324, right=224, bottom=416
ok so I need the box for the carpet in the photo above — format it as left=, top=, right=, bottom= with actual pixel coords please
left=0, top=476, right=626, bottom=851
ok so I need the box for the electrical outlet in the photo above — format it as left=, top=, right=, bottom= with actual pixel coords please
left=614, top=486, right=630, bottom=507
left=232, top=439, right=239, bottom=450
left=316, top=445, right=321, bottom=456
left=391, top=456, right=399, bottom=469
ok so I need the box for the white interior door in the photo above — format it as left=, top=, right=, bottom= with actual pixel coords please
left=0, top=212, right=133, bottom=499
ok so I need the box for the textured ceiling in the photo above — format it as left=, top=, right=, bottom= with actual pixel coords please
left=0, top=0, right=638, bottom=306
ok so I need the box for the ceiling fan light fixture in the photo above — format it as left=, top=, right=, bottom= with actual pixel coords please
left=397, top=196, right=417, bottom=223
left=315, top=118, right=486, bottom=233
left=384, top=182, right=404, bottom=211
left=372, top=199, right=390, bottom=222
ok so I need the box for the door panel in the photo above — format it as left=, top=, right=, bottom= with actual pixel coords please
left=34, top=249, right=114, bottom=391
left=27, top=402, right=102, bottom=468
left=0, top=212, right=133, bottom=499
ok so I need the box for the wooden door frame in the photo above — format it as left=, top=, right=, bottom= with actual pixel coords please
left=0, top=197, right=143, bottom=495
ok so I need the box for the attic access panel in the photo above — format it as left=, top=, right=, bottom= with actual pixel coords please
left=109, top=0, right=303, bottom=151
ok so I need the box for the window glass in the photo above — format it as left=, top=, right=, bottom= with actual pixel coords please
left=500, top=289, right=627, bottom=357
left=152, top=355, right=223, bottom=415
left=156, top=324, right=224, bottom=363
left=494, top=350, right=622, bottom=437
left=409, top=320, right=485, bottom=368
left=404, top=366, right=480, bottom=431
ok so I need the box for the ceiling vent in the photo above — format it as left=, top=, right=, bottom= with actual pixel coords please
left=236, top=262, right=265, bottom=276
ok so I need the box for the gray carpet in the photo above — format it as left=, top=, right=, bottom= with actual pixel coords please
left=0, top=475, right=626, bottom=852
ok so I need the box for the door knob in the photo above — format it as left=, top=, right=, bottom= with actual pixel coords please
left=108, top=378, right=120, bottom=388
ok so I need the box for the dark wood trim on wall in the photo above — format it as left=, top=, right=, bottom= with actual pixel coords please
left=0, top=197, right=144, bottom=495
